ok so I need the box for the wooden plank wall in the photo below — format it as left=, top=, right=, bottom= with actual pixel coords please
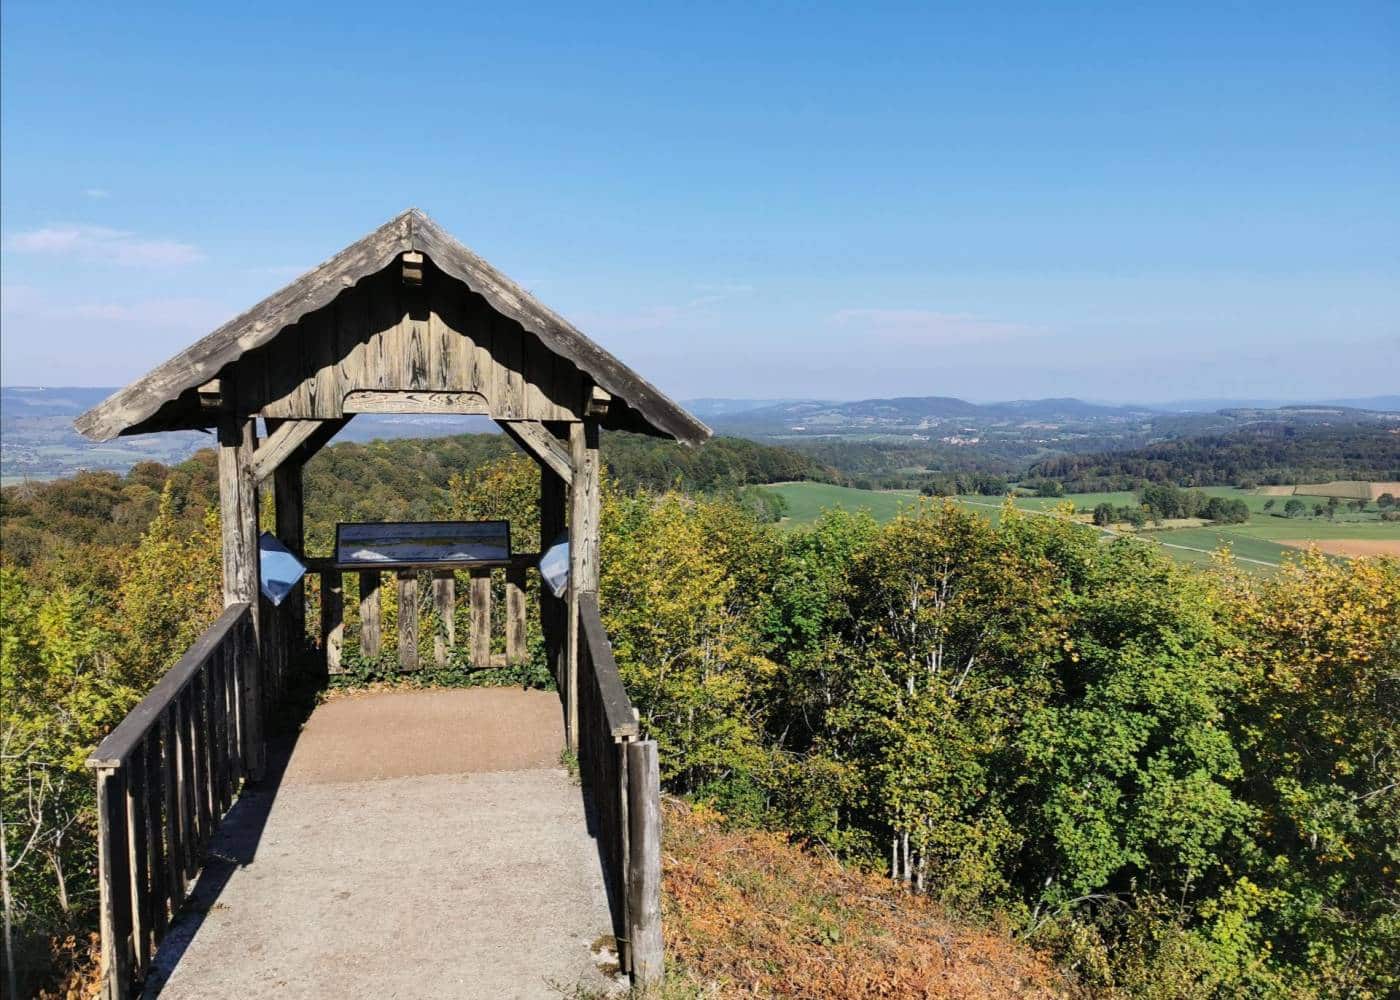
left=232, top=267, right=586, bottom=423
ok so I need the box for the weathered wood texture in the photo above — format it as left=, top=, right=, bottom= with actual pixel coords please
left=397, top=571, right=419, bottom=670
left=627, top=740, right=664, bottom=987
left=359, top=571, right=381, bottom=658
left=433, top=571, right=456, bottom=665
left=539, top=457, right=567, bottom=690
left=235, top=267, right=584, bottom=423
left=505, top=565, right=528, bottom=662
left=217, top=416, right=263, bottom=780
left=272, top=461, right=306, bottom=687
left=574, top=594, right=645, bottom=977
left=252, top=420, right=327, bottom=482
left=500, top=419, right=572, bottom=480
left=470, top=569, right=492, bottom=669
left=89, top=606, right=254, bottom=1000
left=320, top=571, right=344, bottom=674
left=74, top=209, right=709, bottom=445
left=567, top=420, right=601, bottom=750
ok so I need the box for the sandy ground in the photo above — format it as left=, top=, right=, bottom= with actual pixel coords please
left=1279, top=538, right=1400, bottom=558
left=143, top=688, right=624, bottom=1000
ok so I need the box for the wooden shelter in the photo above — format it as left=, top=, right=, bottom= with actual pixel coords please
left=76, top=209, right=704, bottom=997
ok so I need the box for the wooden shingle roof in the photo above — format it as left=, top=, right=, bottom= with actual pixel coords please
left=75, top=209, right=709, bottom=445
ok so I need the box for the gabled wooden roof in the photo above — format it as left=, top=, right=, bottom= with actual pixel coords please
left=74, top=209, right=710, bottom=445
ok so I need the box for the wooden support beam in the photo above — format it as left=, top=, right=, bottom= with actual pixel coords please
left=217, top=414, right=263, bottom=780
left=433, top=571, right=455, bottom=665
left=359, top=571, right=381, bottom=658
left=401, top=250, right=424, bottom=285
left=251, top=420, right=327, bottom=483
left=273, top=461, right=305, bottom=685
left=567, top=420, right=601, bottom=750
left=539, top=462, right=567, bottom=690
left=470, top=568, right=492, bottom=669
left=397, top=571, right=419, bottom=671
left=500, top=420, right=573, bottom=481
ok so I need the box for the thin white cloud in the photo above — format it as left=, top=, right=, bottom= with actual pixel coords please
left=7, top=224, right=204, bottom=266
left=83, top=188, right=111, bottom=200
left=1, top=285, right=229, bottom=331
left=829, top=308, right=1044, bottom=346
left=579, top=283, right=755, bottom=334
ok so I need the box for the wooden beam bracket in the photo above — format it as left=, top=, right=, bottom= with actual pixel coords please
left=585, top=385, right=612, bottom=418
left=252, top=420, right=334, bottom=482
left=500, top=420, right=573, bottom=481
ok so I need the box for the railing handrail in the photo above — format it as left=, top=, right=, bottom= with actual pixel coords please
left=87, top=603, right=251, bottom=769
left=578, top=593, right=639, bottom=740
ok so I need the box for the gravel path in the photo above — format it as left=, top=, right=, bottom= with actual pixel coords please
left=143, top=688, right=624, bottom=999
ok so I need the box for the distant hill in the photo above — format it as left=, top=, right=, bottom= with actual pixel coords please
left=681, top=398, right=802, bottom=419
left=1027, top=421, right=1400, bottom=491
left=707, top=394, right=1163, bottom=440
left=1145, top=395, right=1400, bottom=413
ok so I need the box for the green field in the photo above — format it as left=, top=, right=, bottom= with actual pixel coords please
left=767, top=482, right=920, bottom=524
left=764, top=481, right=1399, bottom=570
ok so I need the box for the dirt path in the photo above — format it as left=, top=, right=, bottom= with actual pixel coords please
left=144, top=688, right=624, bottom=999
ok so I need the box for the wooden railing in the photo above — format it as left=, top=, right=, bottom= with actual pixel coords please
left=312, top=555, right=535, bottom=673
left=576, top=593, right=663, bottom=984
left=86, top=604, right=259, bottom=1000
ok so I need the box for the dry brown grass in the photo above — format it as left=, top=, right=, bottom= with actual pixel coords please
left=1279, top=538, right=1400, bottom=557
left=662, top=800, right=1068, bottom=999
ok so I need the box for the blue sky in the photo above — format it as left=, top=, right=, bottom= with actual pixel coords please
left=2, top=1, right=1396, bottom=402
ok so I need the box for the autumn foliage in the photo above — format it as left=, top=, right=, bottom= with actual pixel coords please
left=663, top=800, right=1067, bottom=999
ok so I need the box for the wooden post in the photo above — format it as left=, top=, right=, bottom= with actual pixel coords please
left=96, top=766, right=133, bottom=1000
left=359, top=571, right=381, bottom=659
left=505, top=564, right=527, bottom=662
left=568, top=420, right=600, bottom=750
left=397, top=571, right=419, bottom=670
left=320, top=571, right=343, bottom=674
left=627, top=740, right=664, bottom=989
left=217, top=414, right=263, bottom=780
left=470, top=568, right=492, bottom=669
left=539, top=456, right=567, bottom=689
left=433, top=570, right=455, bottom=665
left=273, top=460, right=305, bottom=680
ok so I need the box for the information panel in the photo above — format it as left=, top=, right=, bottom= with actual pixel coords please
left=334, top=520, right=511, bottom=569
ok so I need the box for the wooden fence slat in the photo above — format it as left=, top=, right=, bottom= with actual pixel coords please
left=359, top=570, right=381, bottom=658
left=627, top=740, right=664, bottom=988
left=211, top=645, right=230, bottom=814
left=470, top=568, right=491, bottom=669
left=89, top=608, right=254, bottom=999
left=505, top=565, right=527, bottom=662
left=433, top=570, right=455, bottom=665
left=124, top=750, right=152, bottom=976
left=144, top=731, right=168, bottom=941
left=191, top=677, right=212, bottom=852
left=176, top=691, right=197, bottom=881
left=161, top=706, right=184, bottom=908
left=96, top=767, right=133, bottom=1000
left=237, top=613, right=264, bottom=780
left=321, top=570, right=344, bottom=673
left=397, top=570, right=419, bottom=670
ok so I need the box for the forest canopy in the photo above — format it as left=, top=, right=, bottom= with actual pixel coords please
left=2, top=433, right=1396, bottom=998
